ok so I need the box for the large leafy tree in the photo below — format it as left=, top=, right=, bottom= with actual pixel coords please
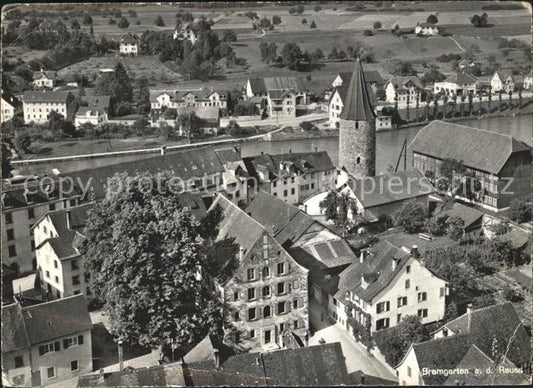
left=95, top=62, right=133, bottom=115
left=81, top=171, right=225, bottom=354
left=392, top=199, right=426, bottom=233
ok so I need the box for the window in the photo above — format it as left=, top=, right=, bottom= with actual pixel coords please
left=406, top=265, right=411, bottom=274
left=234, top=291, right=239, bottom=301
left=277, top=262, right=286, bottom=276
left=418, top=309, right=428, bottom=318
left=70, top=360, right=79, bottom=372
left=405, top=279, right=410, bottom=289
left=248, top=308, right=257, bottom=321
left=247, top=268, right=256, bottom=281
left=234, top=311, right=240, bottom=321
left=277, top=282, right=286, bottom=295
left=277, top=301, right=286, bottom=314
left=264, top=329, right=272, bottom=344
left=440, top=287, right=445, bottom=297
left=63, top=335, right=82, bottom=349
left=293, top=320, right=299, bottom=329
left=397, top=314, right=402, bottom=323
left=418, top=292, right=427, bottom=302
left=250, top=329, right=256, bottom=339
left=397, top=297, right=407, bottom=307
left=54, top=260, right=58, bottom=269
left=376, top=301, right=390, bottom=314
left=8, top=245, right=17, bottom=257
left=7, top=229, right=14, bottom=241
left=291, top=188, right=295, bottom=195
left=407, top=366, right=412, bottom=377
left=263, top=305, right=272, bottom=318
left=28, top=208, right=35, bottom=219
left=39, top=342, right=60, bottom=355
left=54, top=276, right=59, bottom=284
left=279, top=323, right=285, bottom=332
left=14, top=356, right=23, bottom=368
left=263, top=286, right=271, bottom=298
left=247, top=288, right=256, bottom=301
left=31, top=241, right=35, bottom=251
left=293, top=299, right=299, bottom=309
left=262, top=235, right=269, bottom=259
left=49, top=203, right=56, bottom=211
left=283, top=190, right=288, bottom=197
left=273, top=181, right=277, bottom=188
left=376, top=318, right=390, bottom=330
left=47, top=367, right=56, bottom=379
left=293, top=280, right=299, bottom=289
left=71, top=260, right=79, bottom=270
left=5, top=213, right=13, bottom=224
left=262, top=266, right=270, bottom=278
left=45, top=270, right=50, bottom=278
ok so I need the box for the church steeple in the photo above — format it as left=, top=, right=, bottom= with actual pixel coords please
left=340, top=58, right=375, bottom=121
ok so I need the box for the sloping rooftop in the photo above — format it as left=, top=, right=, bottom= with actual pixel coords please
left=22, top=90, right=72, bottom=103
left=337, top=69, right=384, bottom=84
left=386, top=76, right=423, bottom=90
left=344, top=169, right=434, bottom=209
left=2, top=178, right=81, bottom=209
left=339, top=59, right=376, bottom=121
left=440, top=202, right=484, bottom=229
left=2, top=303, right=30, bottom=353
left=336, top=240, right=411, bottom=303
left=182, top=334, right=235, bottom=368
left=83, top=95, right=110, bottom=110
left=264, top=76, right=306, bottom=93
left=33, top=70, right=57, bottom=80
left=120, top=33, right=138, bottom=44
left=247, top=78, right=267, bottom=94
left=443, top=72, right=478, bottom=85
left=409, top=120, right=531, bottom=174
left=441, top=302, right=531, bottom=368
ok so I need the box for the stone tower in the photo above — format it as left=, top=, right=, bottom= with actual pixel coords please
left=338, top=59, right=376, bottom=178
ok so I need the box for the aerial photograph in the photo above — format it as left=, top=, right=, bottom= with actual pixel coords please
left=1, top=1, right=531, bottom=386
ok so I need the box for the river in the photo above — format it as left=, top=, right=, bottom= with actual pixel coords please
left=15, top=115, right=533, bottom=176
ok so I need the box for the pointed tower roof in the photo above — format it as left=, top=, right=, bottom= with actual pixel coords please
left=340, top=59, right=376, bottom=121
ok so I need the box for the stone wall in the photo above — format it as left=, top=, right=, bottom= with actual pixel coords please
left=339, top=118, right=376, bottom=179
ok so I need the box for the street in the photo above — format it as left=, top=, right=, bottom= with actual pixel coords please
left=308, top=300, right=398, bottom=382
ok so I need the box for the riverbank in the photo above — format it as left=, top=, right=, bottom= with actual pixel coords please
left=267, top=127, right=339, bottom=141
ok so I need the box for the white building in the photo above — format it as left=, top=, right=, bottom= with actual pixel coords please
left=34, top=204, right=93, bottom=300
left=245, top=77, right=308, bottom=118
left=384, top=77, right=422, bottom=104
left=119, top=34, right=139, bottom=56
left=328, top=241, right=448, bottom=333
left=490, top=70, right=518, bottom=93
left=173, top=23, right=197, bottom=45
left=434, top=73, right=478, bottom=96
left=74, top=95, right=110, bottom=128
left=414, top=23, right=438, bottom=36
left=150, top=89, right=227, bottom=111
left=1, top=97, right=16, bottom=122
left=32, top=70, right=57, bottom=89
left=523, top=75, right=533, bottom=90
left=22, top=91, right=74, bottom=124
left=1, top=295, right=93, bottom=387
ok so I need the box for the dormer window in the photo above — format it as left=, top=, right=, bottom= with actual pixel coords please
left=361, top=275, right=368, bottom=289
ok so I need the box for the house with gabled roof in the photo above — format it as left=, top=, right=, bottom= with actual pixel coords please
left=74, top=95, right=110, bottom=128
left=329, top=240, right=447, bottom=334
left=119, top=33, right=139, bottom=56
left=243, top=151, right=336, bottom=205
left=384, top=76, right=423, bottom=104
left=245, top=77, right=308, bottom=118
left=414, top=22, right=438, bottom=36
left=491, top=69, right=520, bottom=93
left=396, top=302, right=531, bottom=385
left=1, top=295, right=93, bottom=387
left=410, top=120, right=532, bottom=210
left=22, top=91, right=75, bottom=124
left=434, top=72, right=478, bottom=96
left=2, top=96, right=17, bottom=122
left=204, top=194, right=309, bottom=353
left=33, top=69, right=57, bottom=89
left=173, top=22, right=198, bottom=45
left=331, top=69, right=384, bottom=89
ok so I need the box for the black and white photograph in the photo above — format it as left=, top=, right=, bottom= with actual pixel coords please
left=1, top=1, right=532, bottom=386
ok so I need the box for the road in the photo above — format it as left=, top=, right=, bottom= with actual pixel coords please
left=221, top=111, right=329, bottom=128
left=308, top=300, right=397, bottom=382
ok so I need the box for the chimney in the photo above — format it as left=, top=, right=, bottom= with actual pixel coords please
left=160, top=146, right=167, bottom=155
left=466, top=303, right=473, bottom=332
left=392, top=257, right=399, bottom=271
left=98, top=369, right=105, bottom=384
left=411, top=245, right=419, bottom=259
left=255, top=357, right=260, bottom=366
left=360, top=249, right=367, bottom=263
left=239, top=246, right=244, bottom=261
left=279, top=162, right=284, bottom=171
left=213, top=348, right=220, bottom=368
left=314, top=145, right=318, bottom=153
left=361, top=274, right=368, bottom=289
left=66, top=210, right=72, bottom=230
left=466, top=303, right=473, bottom=314
left=118, top=340, right=124, bottom=371
left=288, top=146, right=292, bottom=153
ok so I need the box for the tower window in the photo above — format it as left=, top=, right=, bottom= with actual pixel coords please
left=355, top=122, right=359, bottom=129
left=356, top=156, right=361, bottom=164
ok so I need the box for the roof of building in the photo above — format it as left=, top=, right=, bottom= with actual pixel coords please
left=409, top=120, right=531, bottom=174
left=2, top=295, right=91, bottom=353
left=182, top=334, right=235, bottom=369
left=340, top=59, right=376, bottom=121
left=443, top=72, right=478, bottom=85
left=185, top=341, right=349, bottom=386
left=2, top=178, right=81, bottom=210
left=66, top=147, right=225, bottom=200
left=335, top=240, right=415, bottom=303
left=83, top=95, right=110, bottom=110
left=441, top=302, right=531, bottom=367
left=494, top=69, right=517, bottom=81
left=33, top=70, right=57, bottom=80
left=443, top=344, right=531, bottom=386
left=386, top=76, right=423, bottom=90
left=440, top=202, right=484, bottom=229
left=417, top=22, right=438, bottom=28
left=264, top=76, right=306, bottom=93
left=35, top=203, right=93, bottom=260
left=344, top=169, right=434, bottom=209
left=120, top=33, right=138, bottom=45
left=215, top=147, right=243, bottom=165
left=337, top=69, right=384, bottom=84
left=22, top=90, right=73, bottom=103
left=76, top=107, right=106, bottom=117
left=247, top=78, right=267, bottom=94
left=150, top=89, right=227, bottom=104
left=177, top=106, right=220, bottom=121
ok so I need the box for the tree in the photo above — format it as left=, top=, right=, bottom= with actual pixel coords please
left=447, top=216, right=465, bottom=241
left=259, top=42, right=277, bottom=65
left=392, top=24, right=400, bottom=36
left=155, top=16, right=165, bottom=27
left=421, top=67, right=446, bottom=85
left=222, top=30, right=237, bottom=42
left=373, top=21, right=382, bottom=30
left=301, top=18, right=307, bottom=24
left=108, top=18, right=116, bottom=25
left=364, top=29, right=373, bottom=36
left=310, top=20, right=317, bottom=29
left=328, top=47, right=339, bottom=60
left=272, top=15, right=282, bottom=25
left=82, top=14, right=93, bottom=26
left=227, top=120, right=242, bottom=136
left=177, top=111, right=202, bottom=138
left=280, top=43, right=303, bottom=70
left=314, top=5, right=321, bottom=12
left=133, top=118, right=150, bottom=132
left=393, top=61, right=415, bottom=76
left=15, top=132, right=32, bottom=154
left=118, top=16, right=130, bottom=30
left=426, top=14, right=438, bottom=24
left=470, top=13, right=488, bottom=27
left=392, top=200, right=426, bottom=233
left=128, top=10, right=137, bottom=17
left=71, top=19, right=81, bottom=30
left=507, top=200, right=532, bottom=223
left=81, top=172, right=225, bottom=354
left=2, top=143, right=12, bottom=178
left=426, top=213, right=449, bottom=236
left=95, top=62, right=133, bottom=115
left=373, top=316, right=430, bottom=366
